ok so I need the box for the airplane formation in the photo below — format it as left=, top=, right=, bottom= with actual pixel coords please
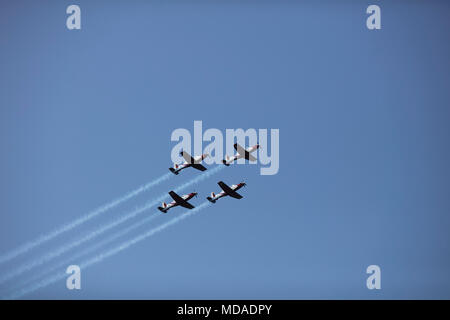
left=158, top=143, right=259, bottom=213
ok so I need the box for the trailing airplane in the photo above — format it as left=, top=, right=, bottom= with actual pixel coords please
left=158, top=190, right=197, bottom=213
left=169, top=151, right=209, bottom=175
left=222, top=143, right=259, bottom=166
left=207, top=181, right=246, bottom=203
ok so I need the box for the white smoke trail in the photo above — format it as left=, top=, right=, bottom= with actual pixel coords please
left=0, top=166, right=223, bottom=285
left=0, top=172, right=173, bottom=266
left=8, top=213, right=162, bottom=294
left=4, top=202, right=211, bottom=300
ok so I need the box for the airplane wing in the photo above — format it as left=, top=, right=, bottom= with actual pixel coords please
left=217, top=181, right=243, bottom=199
left=192, top=164, right=207, bottom=171
left=180, top=150, right=195, bottom=164
left=233, top=143, right=257, bottom=161
left=168, top=191, right=195, bottom=209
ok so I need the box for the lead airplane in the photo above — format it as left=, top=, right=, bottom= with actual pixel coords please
left=207, top=181, right=246, bottom=203
left=222, top=143, right=259, bottom=166
left=158, top=190, right=197, bottom=213
left=169, top=150, right=209, bottom=175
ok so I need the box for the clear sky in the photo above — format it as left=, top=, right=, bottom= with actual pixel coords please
left=0, top=0, right=449, bottom=299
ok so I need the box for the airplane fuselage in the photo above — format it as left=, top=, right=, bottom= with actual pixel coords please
left=170, top=162, right=191, bottom=175
left=223, top=145, right=259, bottom=165
left=159, top=192, right=197, bottom=213
left=170, top=153, right=208, bottom=174
left=208, top=183, right=245, bottom=202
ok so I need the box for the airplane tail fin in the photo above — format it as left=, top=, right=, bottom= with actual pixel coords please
left=222, top=155, right=232, bottom=166
left=157, top=206, right=167, bottom=213
left=206, top=196, right=216, bottom=204
left=169, top=167, right=179, bottom=175
left=158, top=202, right=168, bottom=213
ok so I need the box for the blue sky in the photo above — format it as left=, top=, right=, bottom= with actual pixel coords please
left=0, top=0, right=449, bottom=299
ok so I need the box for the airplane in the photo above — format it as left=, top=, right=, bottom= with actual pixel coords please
left=169, top=150, right=209, bottom=175
left=207, top=181, right=246, bottom=203
left=158, top=190, right=198, bottom=213
left=222, top=143, right=259, bottom=166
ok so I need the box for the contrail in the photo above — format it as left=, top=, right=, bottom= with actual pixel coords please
left=0, top=172, right=173, bottom=266
left=0, top=166, right=223, bottom=285
left=8, top=213, right=162, bottom=294
left=4, top=202, right=211, bottom=300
